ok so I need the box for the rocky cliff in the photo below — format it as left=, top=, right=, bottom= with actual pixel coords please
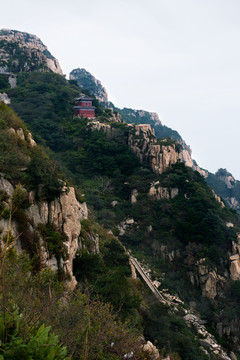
left=0, top=174, right=88, bottom=290
left=0, top=29, right=63, bottom=75
left=230, top=234, right=240, bottom=281
left=70, top=68, right=108, bottom=103
left=87, top=119, right=208, bottom=179
left=0, top=103, right=87, bottom=289
left=127, top=123, right=207, bottom=177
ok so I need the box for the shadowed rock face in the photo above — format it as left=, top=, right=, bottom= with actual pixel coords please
left=0, top=29, right=63, bottom=75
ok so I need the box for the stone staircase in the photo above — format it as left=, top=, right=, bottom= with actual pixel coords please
left=130, top=255, right=233, bottom=360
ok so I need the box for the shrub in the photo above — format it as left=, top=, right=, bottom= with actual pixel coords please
left=216, top=168, right=232, bottom=177
left=0, top=102, right=28, bottom=135
left=38, top=223, right=68, bottom=270
left=230, top=280, right=240, bottom=301
left=11, top=184, right=29, bottom=210
left=0, top=131, right=30, bottom=177
left=24, top=147, right=64, bottom=201
left=0, top=311, right=68, bottom=360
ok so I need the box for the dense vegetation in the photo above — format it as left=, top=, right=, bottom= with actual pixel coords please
left=0, top=245, right=145, bottom=359
left=2, top=73, right=140, bottom=187
left=74, top=220, right=141, bottom=322
left=0, top=102, right=64, bottom=201
left=0, top=75, right=10, bottom=90
left=143, top=302, right=208, bottom=360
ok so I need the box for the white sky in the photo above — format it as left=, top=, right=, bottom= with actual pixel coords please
left=1, top=0, right=240, bottom=178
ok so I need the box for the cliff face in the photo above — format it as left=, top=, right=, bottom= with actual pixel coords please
left=0, top=174, right=88, bottom=289
left=0, top=104, right=87, bottom=288
left=230, top=234, right=240, bottom=281
left=28, top=186, right=88, bottom=289
left=88, top=120, right=206, bottom=178
left=127, top=123, right=206, bottom=176
left=0, top=29, right=63, bottom=75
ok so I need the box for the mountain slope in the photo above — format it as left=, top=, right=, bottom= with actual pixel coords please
left=1, top=30, right=240, bottom=358
left=0, top=101, right=150, bottom=360
left=3, top=71, right=240, bottom=358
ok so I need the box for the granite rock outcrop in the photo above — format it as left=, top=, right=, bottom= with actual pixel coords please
left=0, top=174, right=88, bottom=288
left=0, top=92, right=11, bottom=104
left=127, top=123, right=206, bottom=176
left=0, top=29, right=63, bottom=75
left=148, top=181, right=179, bottom=200
left=229, top=234, right=240, bottom=280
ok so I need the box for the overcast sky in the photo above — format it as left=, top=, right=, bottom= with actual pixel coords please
left=1, top=0, right=240, bottom=178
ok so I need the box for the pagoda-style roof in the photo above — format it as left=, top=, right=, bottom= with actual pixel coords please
left=75, top=94, right=94, bottom=101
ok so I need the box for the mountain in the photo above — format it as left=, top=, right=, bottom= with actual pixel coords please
left=70, top=68, right=108, bottom=103
left=1, top=30, right=240, bottom=359
left=0, top=29, right=63, bottom=79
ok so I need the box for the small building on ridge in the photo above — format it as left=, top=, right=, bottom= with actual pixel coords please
left=73, top=94, right=95, bottom=118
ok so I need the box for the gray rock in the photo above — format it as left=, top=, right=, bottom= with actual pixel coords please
left=0, top=92, right=10, bottom=104
left=125, top=218, right=134, bottom=225
left=111, top=200, right=119, bottom=207
left=131, top=189, right=138, bottom=204
left=0, top=176, right=14, bottom=197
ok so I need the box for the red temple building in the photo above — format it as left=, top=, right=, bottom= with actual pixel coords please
left=73, top=95, right=96, bottom=118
